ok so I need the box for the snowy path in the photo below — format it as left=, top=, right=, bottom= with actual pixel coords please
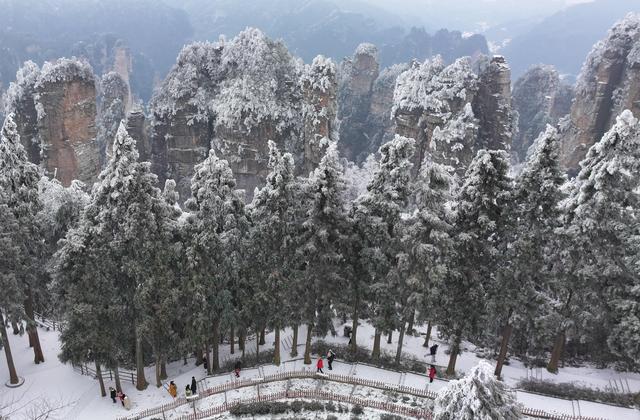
left=1, top=322, right=639, bottom=420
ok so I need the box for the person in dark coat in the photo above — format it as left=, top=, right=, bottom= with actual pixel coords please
left=202, top=356, right=208, bottom=372
left=327, top=349, right=336, bottom=370
left=234, top=360, right=242, bottom=378
left=316, top=357, right=324, bottom=373
left=429, top=344, right=439, bottom=362
left=191, top=376, right=197, bottom=394
left=109, top=387, right=117, bottom=403
left=428, top=365, right=437, bottom=383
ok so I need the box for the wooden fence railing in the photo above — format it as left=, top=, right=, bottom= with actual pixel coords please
left=72, top=362, right=137, bottom=386
left=115, top=370, right=607, bottom=420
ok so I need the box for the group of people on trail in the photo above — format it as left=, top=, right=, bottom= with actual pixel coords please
left=168, top=376, right=198, bottom=399
left=316, top=349, right=336, bottom=373
left=109, top=387, right=131, bottom=409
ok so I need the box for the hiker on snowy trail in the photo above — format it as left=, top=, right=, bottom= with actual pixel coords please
left=123, top=395, right=131, bottom=410
left=234, top=360, right=242, bottom=378
left=117, top=391, right=126, bottom=407
left=109, top=387, right=117, bottom=403
left=191, top=376, right=197, bottom=394
left=430, top=344, right=438, bottom=362
left=185, top=384, right=192, bottom=397
left=327, top=349, right=336, bottom=370
left=429, top=365, right=437, bottom=383
left=316, top=356, right=324, bottom=373
left=168, top=381, right=177, bottom=398
left=203, top=356, right=208, bottom=372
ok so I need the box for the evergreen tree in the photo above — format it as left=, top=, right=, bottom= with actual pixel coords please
left=54, top=122, right=168, bottom=391
left=0, top=113, right=45, bottom=364
left=249, top=141, right=302, bottom=365
left=490, top=126, right=565, bottom=377
left=439, top=149, right=512, bottom=375
left=352, top=135, right=415, bottom=358
left=185, top=150, right=249, bottom=372
left=0, top=189, right=23, bottom=385
left=297, top=143, right=349, bottom=363
left=433, top=360, right=523, bottom=420
left=549, top=110, right=640, bottom=371
left=406, top=156, right=454, bottom=356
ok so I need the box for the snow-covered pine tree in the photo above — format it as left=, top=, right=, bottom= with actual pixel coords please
left=0, top=113, right=45, bottom=365
left=298, top=143, right=349, bottom=364
left=0, top=189, right=23, bottom=385
left=249, top=141, right=302, bottom=365
left=352, top=135, right=415, bottom=359
left=137, top=179, right=185, bottom=387
left=552, top=110, right=640, bottom=370
left=405, top=155, right=454, bottom=357
left=490, top=126, right=565, bottom=377
left=185, top=149, right=249, bottom=372
left=433, top=360, right=523, bottom=420
left=439, top=149, right=512, bottom=375
left=53, top=122, right=168, bottom=391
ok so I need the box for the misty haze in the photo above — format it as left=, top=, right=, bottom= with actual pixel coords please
left=1, top=1, right=640, bottom=419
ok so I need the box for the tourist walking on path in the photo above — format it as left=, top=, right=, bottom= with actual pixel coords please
left=191, top=376, right=197, bottom=394
left=185, top=385, right=192, bottom=397
left=428, top=365, right=437, bottom=383
left=168, top=381, right=177, bottom=398
left=234, top=360, right=242, bottom=378
left=316, top=357, right=324, bottom=373
left=109, top=387, right=117, bottom=403
left=117, top=391, right=126, bottom=407
left=429, top=344, right=438, bottom=363
left=203, top=356, right=208, bottom=372
left=327, top=349, right=336, bottom=370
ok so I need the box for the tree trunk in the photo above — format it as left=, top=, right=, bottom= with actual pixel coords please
left=1, top=310, right=19, bottom=385
left=350, top=295, right=359, bottom=353
left=114, top=363, right=122, bottom=393
left=95, top=361, right=106, bottom=396
left=24, top=289, right=44, bottom=363
left=303, top=323, right=313, bottom=365
left=212, top=320, right=220, bottom=371
left=372, top=329, right=381, bottom=360
left=406, top=311, right=415, bottom=335
left=135, top=333, right=148, bottom=390
left=494, top=323, right=513, bottom=378
left=206, top=342, right=212, bottom=375
left=273, top=327, right=281, bottom=366
left=160, top=356, right=168, bottom=380
left=155, top=353, right=162, bottom=388
left=239, top=328, right=245, bottom=351
left=196, top=344, right=203, bottom=366
left=547, top=331, right=565, bottom=374
left=259, top=328, right=265, bottom=345
left=256, top=330, right=260, bottom=363
left=395, top=321, right=406, bottom=364
left=230, top=326, right=235, bottom=355
left=387, top=331, right=393, bottom=344
left=423, top=321, right=432, bottom=347
left=290, top=324, right=299, bottom=357
left=446, top=335, right=461, bottom=376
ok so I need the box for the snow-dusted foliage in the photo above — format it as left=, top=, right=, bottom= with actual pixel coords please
left=433, top=360, right=523, bottom=420
left=300, top=55, right=337, bottom=94
left=392, top=56, right=477, bottom=118
left=3, top=61, right=41, bottom=115
left=430, top=103, right=478, bottom=170
left=343, top=154, right=379, bottom=202
left=98, top=72, right=128, bottom=160
left=151, top=28, right=302, bottom=132
left=557, top=110, right=640, bottom=368
left=36, top=57, right=95, bottom=87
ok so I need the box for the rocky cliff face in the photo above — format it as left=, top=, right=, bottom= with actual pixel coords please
left=4, top=58, right=100, bottom=186
left=98, top=72, right=128, bottom=165
left=561, top=13, right=640, bottom=173
left=337, top=44, right=380, bottom=162
left=512, top=65, right=574, bottom=162
left=391, top=55, right=513, bottom=176
left=149, top=29, right=338, bottom=201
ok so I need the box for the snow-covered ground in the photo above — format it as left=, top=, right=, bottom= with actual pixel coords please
left=1, top=321, right=639, bottom=420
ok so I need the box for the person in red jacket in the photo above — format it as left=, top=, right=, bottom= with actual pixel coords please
left=316, top=356, right=324, bottom=373
left=428, top=365, right=437, bottom=383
